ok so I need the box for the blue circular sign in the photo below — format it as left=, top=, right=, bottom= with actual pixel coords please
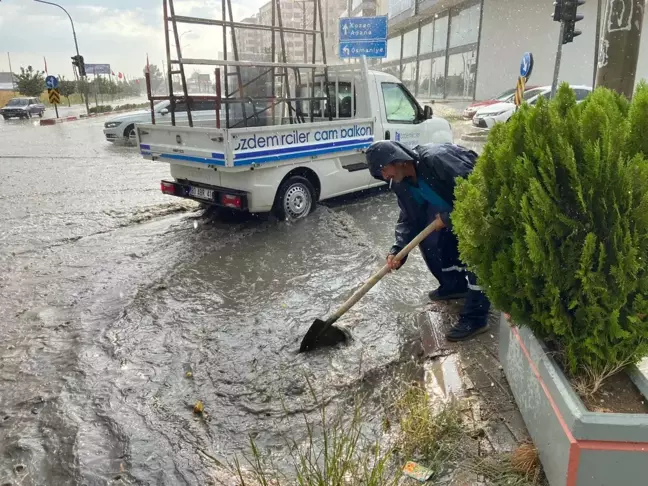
left=45, top=75, right=59, bottom=90
left=520, top=52, right=534, bottom=80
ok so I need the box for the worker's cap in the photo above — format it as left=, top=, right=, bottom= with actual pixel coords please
left=365, top=140, right=418, bottom=180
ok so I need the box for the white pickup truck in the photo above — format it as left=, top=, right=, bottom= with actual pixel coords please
left=137, top=62, right=453, bottom=220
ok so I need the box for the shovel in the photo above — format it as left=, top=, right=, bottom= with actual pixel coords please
left=299, top=218, right=443, bottom=353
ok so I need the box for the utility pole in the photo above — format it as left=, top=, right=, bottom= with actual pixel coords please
left=7, top=52, right=14, bottom=90
left=595, top=0, right=645, bottom=98
left=33, top=0, right=90, bottom=115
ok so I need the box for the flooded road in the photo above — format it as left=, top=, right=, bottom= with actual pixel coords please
left=0, top=115, right=481, bottom=485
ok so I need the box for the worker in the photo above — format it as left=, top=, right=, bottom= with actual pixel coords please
left=365, top=140, right=491, bottom=341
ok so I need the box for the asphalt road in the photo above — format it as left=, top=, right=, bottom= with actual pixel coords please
left=0, top=114, right=482, bottom=485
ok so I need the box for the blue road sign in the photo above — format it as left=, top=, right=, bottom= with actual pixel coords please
left=520, top=52, right=534, bottom=79
left=339, top=16, right=388, bottom=42
left=45, top=75, right=59, bottom=90
left=339, top=40, right=387, bottom=59
left=338, top=16, right=388, bottom=59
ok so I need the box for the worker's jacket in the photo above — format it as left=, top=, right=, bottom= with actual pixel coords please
left=365, top=140, right=477, bottom=257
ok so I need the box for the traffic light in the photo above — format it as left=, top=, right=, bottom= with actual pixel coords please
left=561, top=0, right=585, bottom=44
left=71, top=55, right=86, bottom=77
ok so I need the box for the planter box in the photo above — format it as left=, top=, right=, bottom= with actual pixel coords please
left=499, top=313, right=648, bottom=486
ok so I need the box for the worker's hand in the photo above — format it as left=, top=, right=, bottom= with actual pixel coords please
left=386, top=254, right=403, bottom=271
left=434, top=213, right=447, bottom=229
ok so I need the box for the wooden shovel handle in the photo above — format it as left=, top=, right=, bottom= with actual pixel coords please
left=328, top=219, right=442, bottom=322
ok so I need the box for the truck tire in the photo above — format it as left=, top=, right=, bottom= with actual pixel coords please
left=274, top=176, right=315, bottom=221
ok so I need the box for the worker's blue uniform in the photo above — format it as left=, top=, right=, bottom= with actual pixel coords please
left=391, top=182, right=468, bottom=296
left=365, top=141, right=491, bottom=338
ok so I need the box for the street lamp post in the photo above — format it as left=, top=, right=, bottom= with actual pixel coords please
left=33, top=0, right=90, bottom=115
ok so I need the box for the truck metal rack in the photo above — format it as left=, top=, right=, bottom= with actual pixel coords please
left=144, top=0, right=339, bottom=130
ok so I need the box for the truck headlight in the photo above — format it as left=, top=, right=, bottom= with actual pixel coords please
left=104, top=121, right=121, bottom=128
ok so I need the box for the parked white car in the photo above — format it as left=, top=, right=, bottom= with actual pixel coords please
left=472, top=85, right=592, bottom=129
left=103, top=99, right=221, bottom=142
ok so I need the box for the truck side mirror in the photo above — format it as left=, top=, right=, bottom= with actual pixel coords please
left=423, top=105, right=433, bottom=119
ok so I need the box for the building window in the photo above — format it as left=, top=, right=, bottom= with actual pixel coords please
left=446, top=50, right=476, bottom=98
left=434, top=14, right=449, bottom=52
left=386, top=35, right=401, bottom=61
left=388, top=0, right=413, bottom=18
left=419, top=22, right=433, bottom=55
left=418, top=57, right=445, bottom=99
left=402, top=28, right=418, bottom=58
left=352, top=0, right=363, bottom=10
left=381, top=82, right=417, bottom=123
left=449, top=4, right=480, bottom=48
left=401, top=60, right=417, bottom=93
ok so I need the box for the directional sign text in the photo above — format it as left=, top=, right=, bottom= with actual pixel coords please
left=339, top=16, right=388, bottom=42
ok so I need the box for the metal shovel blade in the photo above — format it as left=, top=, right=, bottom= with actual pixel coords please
left=299, top=318, right=348, bottom=353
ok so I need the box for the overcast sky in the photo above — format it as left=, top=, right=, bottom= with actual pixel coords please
left=0, top=0, right=267, bottom=78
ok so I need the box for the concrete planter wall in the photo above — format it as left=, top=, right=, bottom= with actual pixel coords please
left=499, top=313, right=648, bottom=486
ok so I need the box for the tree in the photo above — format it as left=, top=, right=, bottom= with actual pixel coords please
left=143, top=64, right=164, bottom=94
left=452, top=83, right=648, bottom=390
left=15, top=66, right=45, bottom=97
left=58, top=77, right=76, bottom=107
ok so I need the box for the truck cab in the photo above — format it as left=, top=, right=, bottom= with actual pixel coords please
left=138, top=64, right=453, bottom=220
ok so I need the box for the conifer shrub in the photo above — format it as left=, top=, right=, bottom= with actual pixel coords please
left=453, top=83, right=648, bottom=381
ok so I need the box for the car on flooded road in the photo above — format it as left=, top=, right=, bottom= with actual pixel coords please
left=472, top=85, right=592, bottom=129
left=103, top=99, right=232, bottom=143
left=1, top=97, right=46, bottom=119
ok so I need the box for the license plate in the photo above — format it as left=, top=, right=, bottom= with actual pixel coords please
left=189, top=186, right=214, bottom=200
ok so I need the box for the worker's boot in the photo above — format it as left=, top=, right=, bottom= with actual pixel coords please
left=428, top=287, right=469, bottom=301
left=445, top=321, right=489, bottom=342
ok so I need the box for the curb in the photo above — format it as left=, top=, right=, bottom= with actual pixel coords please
left=40, top=116, right=78, bottom=126
left=461, top=130, right=490, bottom=142
left=39, top=107, right=148, bottom=126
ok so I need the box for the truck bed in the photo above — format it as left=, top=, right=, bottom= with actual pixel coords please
left=137, top=117, right=375, bottom=171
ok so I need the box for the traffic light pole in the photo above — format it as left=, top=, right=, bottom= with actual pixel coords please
left=592, top=0, right=603, bottom=88
left=596, top=0, right=645, bottom=98
left=551, top=22, right=565, bottom=98
left=33, top=0, right=90, bottom=115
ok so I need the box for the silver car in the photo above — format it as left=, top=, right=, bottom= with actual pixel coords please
left=1, top=97, right=46, bottom=120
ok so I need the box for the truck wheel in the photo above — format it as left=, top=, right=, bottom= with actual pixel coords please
left=38, top=111, right=44, bottom=118
left=274, top=176, right=315, bottom=221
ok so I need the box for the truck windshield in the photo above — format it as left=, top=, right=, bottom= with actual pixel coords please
left=7, top=99, right=29, bottom=106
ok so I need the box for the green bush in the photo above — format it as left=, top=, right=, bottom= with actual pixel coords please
left=453, top=83, right=648, bottom=379
left=114, top=102, right=148, bottom=111
left=88, top=105, right=113, bottom=114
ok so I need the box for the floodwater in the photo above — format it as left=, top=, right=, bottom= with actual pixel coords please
left=0, top=115, right=477, bottom=485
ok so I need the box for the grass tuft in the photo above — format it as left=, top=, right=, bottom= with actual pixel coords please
left=218, top=382, right=545, bottom=486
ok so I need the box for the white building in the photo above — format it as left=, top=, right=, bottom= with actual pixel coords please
left=376, top=0, right=648, bottom=100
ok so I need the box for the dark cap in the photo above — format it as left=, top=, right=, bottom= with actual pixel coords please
left=365, top=140, right=418, bottom=180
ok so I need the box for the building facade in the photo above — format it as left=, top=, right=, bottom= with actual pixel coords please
left=376, top=0, right=648, bottom=100
left=234, top=0, right=347, bottom=64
